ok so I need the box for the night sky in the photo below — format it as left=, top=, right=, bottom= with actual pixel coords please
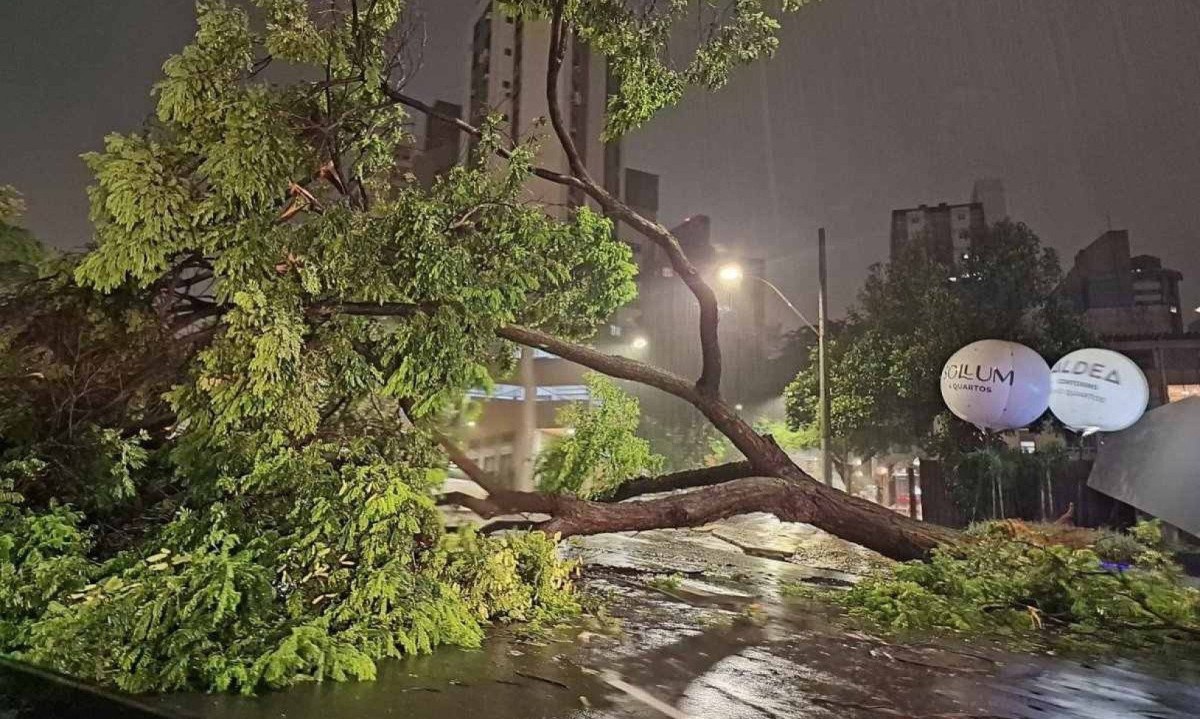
left=3, top=0, right=1200, bottom=322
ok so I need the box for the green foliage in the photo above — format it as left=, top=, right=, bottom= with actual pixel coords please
left=537, top=374, right=663, bottom=498
left=843, top=521, right=1200, bottom=649
left=0, top=0, right=818, bottom=695
left=0, top=186, right=46, bottom=291
left=646, top=573, right=683, bottom=592
left=756, top=418, right=816, bottom=452
left=948, top=444, right=1068, bottom=523
left=3, top=437, right=579, bottom=694
left=442, top=528, right=579, bottom=624
left=640, top=411, right=737, bottom=473
left=0, top=249, right=181, bottom=520
left=504, top=0, right=809, bottom=139
left=786, top=220, right=1092, bottom=458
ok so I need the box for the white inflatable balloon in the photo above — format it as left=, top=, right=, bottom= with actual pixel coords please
left=1049, top=348, right=1149, bottom=434
left=940, top=340, right=1051, bottom=431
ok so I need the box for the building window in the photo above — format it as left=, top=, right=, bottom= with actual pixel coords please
left=504, top=48, right=512, bottom=56
left=608, top=324, right=622, bottom=337
left=1019, top=440, right=1036, bottom=454
left=502, top=80, right=510, bottom=89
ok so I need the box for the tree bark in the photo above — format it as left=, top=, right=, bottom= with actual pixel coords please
left=445, top=475, right=955, bottom=562
left=608, top=461, right=755, bottom=501
left=379, top=16, right=961, bottom=561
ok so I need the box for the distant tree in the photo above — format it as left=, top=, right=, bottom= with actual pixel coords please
left=786, top=220, right=1091, bottom=460
left=0, top=186, right=45, bottom=289
left=537, top=374, right=662, bottom=498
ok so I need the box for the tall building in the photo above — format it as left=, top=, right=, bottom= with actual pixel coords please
left=1059, top=230, right=1184, bottom=335
left=462, top=2, right=620, bottom=489
left=1058, top=229, right=1196, bottom=406
left=1131, top=254, right=1183, bottom=316
left=467, top=0, right=611, bottom=212
left=890, top=180, right=1007, bottom=267
left=889, top=201, right=988, bottom=266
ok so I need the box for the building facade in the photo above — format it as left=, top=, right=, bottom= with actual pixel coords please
left=1058, top=229, right=1195, bottom=407
left=890, top=201, right=988, bottom=266
left=467, top=0, right=610, bottom=212
left=461, top=1, right=620, bottom=489
left=1059, top=230, right=1184, bottom=336
left=889, top=179, right=1007, bottom=267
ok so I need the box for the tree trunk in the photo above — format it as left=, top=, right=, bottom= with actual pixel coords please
left=544, top=475, right=955, bottom=562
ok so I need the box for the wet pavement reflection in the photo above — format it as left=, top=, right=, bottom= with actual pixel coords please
left=151, top=570, right=1200, bottom=719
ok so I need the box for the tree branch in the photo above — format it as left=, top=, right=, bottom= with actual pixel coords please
left=496, top=325, right=699, bottom=404
left=434, top=430, right=505, bottom=496
left=379, top=86, right=585, bottom=190
left=459, top=474, right=955, bottom=561
left=607, top=461, right=755, bottom=501
left=308, top=300, right=443, bottom=318
left=541, top=2, right=723, bottom=395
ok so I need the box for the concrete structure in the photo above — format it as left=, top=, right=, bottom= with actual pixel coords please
left=889, top=201, right=987, bottom=266
left=395, top=100, right=463, bottom=187
left=1060, top=230, right=1185, bottom=336
left=1057, top=229, right=1196, bottom=407
left=467, top=0, right=610, bottom=212
left=890, top=180, right=1008, bottom=267
left=1103, top=333, right=1200, bottom=406
left=461, top=2, right=620, bottom=489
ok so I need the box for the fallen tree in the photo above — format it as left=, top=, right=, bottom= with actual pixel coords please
left=83, top=0, right=951, bottom=561
left=0, top=0, right=962, bottom=694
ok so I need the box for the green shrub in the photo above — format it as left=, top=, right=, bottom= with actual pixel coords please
left=842, top=520, right=1200, bottom=648
left=537, top=374, right=662, bottom=499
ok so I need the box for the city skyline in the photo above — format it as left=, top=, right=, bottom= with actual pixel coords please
left=3, top=0, right=1200, bottom=321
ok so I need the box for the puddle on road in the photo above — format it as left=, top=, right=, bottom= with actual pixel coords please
left=150, top=571, right=1200, bottom=719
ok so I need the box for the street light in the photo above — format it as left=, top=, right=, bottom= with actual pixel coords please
left=630, top=336, right=649, bottom=350
left=715, top=227, right=833, bottom=488
left=717, top=264, right=744, bottom=284
left=716, top=262, right=818, bottom=336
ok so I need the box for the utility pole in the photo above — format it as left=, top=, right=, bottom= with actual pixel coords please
left=818, top=228, right=833, bottom=488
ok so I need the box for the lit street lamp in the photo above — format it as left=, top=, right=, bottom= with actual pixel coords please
left=715, top=227, right=833, bottom=488
left=716, top=263, right=817, bottom=336
left=630, top=336, right=649, bottom=350
left=717, top=264, right=744, bottom=284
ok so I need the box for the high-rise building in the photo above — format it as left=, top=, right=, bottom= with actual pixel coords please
left=1058, top=229, right=1195, bottom=406
left=890, top=180, right=1007, bottom=267
left=461, top=2, right=620, bottom=489
left=889, top=201, right=988, bottom=266
left=1130, top=254, right=1183, bottom=315
left=1059, top=230, right=1184, bottom=335
left=467, top=0, right=612, bottom=212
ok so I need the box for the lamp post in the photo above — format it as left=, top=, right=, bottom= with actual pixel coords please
left=718, top=227, right=834, bottom=488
